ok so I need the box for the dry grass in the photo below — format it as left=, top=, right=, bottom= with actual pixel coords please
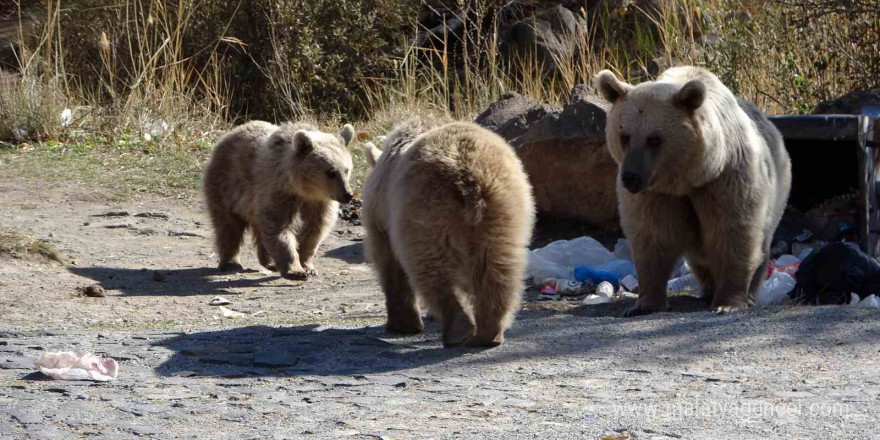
left=0, top=228, right=63, bottom=263
left=1, top=0, right=877, bottom=197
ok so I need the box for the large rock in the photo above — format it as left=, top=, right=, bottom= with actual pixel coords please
left=813, top=89, right=880, bottom=115
left=476, top=85, right=619, bottom=228
left=500, top=5, right=586, bottom=73
left=474, top=92, right=561, bottom=142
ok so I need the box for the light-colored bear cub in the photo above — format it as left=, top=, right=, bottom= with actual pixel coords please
left=362, top=119, right=536, bottom=347
left=203, top=121, right=355, bottom=280
left=594, top=66, right=792, bottom=315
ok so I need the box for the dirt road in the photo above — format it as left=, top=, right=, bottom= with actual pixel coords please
left=1, top=178, right=878, bottom=439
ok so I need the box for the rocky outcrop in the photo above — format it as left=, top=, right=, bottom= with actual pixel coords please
left=813, top=89, right=880, bottom=115
left=475, top=85, right=619, bottom=228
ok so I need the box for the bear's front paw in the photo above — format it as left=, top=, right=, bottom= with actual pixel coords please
left=282, top=271, right=310, bottom=281
left=218, top=262, right=244, bottom=273
left=713, top=305, right=747, bottom=314
left=622, top=302, right=665, bottom=318
left=385, top=321, right=425, bottom=335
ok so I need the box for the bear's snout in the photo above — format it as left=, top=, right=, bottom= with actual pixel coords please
left=338, top=191, right=354, bottom=204
left=621, top=171, right=644, bottom=194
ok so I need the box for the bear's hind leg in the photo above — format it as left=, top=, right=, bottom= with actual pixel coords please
left=255, top=235, right=275, bottom=271
left=468, top=271, right=521, bottom=348
left=409, top=264, right=474, bottom=347
left=367, top=227, right=423, bottom=335
left=212, top=211, right=247, bottom=273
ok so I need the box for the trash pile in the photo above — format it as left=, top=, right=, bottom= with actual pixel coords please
left=527, top=233, right=880, bottom=308
left=35, top=352, right=118, bottom=382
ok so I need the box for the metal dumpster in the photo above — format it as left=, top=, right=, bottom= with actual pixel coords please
left=769, top=106, right=880, bottom=255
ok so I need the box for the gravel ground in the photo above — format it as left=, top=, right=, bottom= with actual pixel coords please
left=1, top=178, right=878, bottom=439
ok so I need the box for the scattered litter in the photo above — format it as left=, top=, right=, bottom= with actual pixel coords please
left=219, top=306, right=246, bottom=318
left=595, top=281, right=615, bottom=298
left=82, top=284, right=105, bottom=298
left=793, top=229, right=813, bottom=242
left=756, top=271, right=796, bottom=305
left=540, top=278, right=591, bottom=296
left=667, top=274, right=701, bottom=294
left=582, top=294, right=612, bottom=305
left=60, top=108, right=74, bottom=127
left=209, top=296, right=231, bottom=306
left=795, top=246, right=814, bottom=260
left=770, top=240, right=789, bottom=256
left=851, top=293, right=880, bottom=308
left=528, top=236, right=616, bottom=281
left=574, top=259, right=635, bottom=289
left=250, top=311, right=266, bottom=317
left=35, top=352, right=118, bottom=382
left=613, top=238, right=632, bottom=260
left=621, top=274, right=639, bottom=292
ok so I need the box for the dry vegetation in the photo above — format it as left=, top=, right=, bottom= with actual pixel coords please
left=0, top=228, right=62, bottom=263
left=0, top=0, right=877, bottom=196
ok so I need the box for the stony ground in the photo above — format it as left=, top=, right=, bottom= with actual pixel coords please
left=1, top=177, right=878, bottom=440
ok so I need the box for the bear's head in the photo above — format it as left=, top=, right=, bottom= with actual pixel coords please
left=594, top=69, right=722, bottom=196
left=271, top=124, right=356, bottom=203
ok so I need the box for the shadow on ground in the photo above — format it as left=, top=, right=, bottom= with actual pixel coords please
left=68, top=266, right=282, bottom=297
left=152, top=301, right=880, bottom=379
left=323, top=242, right=366, bottom=264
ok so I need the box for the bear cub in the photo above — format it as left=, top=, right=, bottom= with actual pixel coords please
left=361, top=118, right=536, bottom=347
left=594, top=66, right=792, bottom=315
left=203, top=121, right=355, bottom=280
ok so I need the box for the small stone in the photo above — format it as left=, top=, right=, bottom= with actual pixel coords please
left=168, top=230, right=205, bottom=238
left=0, top=356, right=34, bottom=369
left=253, top=351, right=299, bottom=368
left=152, top=271, right=167, bottom=282
left=134, top=212, right=170, bottom=220
left=93, top=210, right=130, bottom=218
left=83, top=284, right=105, bottom=297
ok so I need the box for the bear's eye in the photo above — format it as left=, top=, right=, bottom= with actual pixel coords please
left=620, top=134, right=631, bottom=146
left=646, top=136, right=662, bottom=148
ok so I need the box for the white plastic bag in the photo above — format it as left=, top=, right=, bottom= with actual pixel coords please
left=755, top=271, right=796, bottom=305
left=35, top=352, right=118, bottom=382
left=528, top=236, right=616, bottom=280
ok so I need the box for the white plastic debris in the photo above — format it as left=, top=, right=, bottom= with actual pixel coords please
left=35, top=352, right=118, bottom=382
left=60, top=108, right=73, bottom=127
left=528, top=236, right=616, bottom=280
left=793, top=230, right=813, bottom=242
left=851, top=294, right=880, bottom=308
left=613, top=238, right=632, bottom=260
left=582, top=294, right=612, bottom=305
left=755, top=271, right=796, bottom=305
left=219, top=306, right=246, bottom=318
left=667, top=274, right=701, bottom=294
left=209, top=296, right=231, bottom=306
left=595, top=281, right=615, bottom=298
left=621, top=274, right=639, bottom=292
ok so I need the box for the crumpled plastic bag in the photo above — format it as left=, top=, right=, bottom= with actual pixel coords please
left=35, top=352, right=118, bottom=382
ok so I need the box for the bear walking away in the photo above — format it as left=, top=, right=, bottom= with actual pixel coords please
left=594, top=66, right=792, bottom=315
left=203, top=121, right=355, bottom=279
left=362, top=119, right=536, bottom=347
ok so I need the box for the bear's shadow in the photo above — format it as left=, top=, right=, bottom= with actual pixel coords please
left=67, top=266, right=281, bottom=297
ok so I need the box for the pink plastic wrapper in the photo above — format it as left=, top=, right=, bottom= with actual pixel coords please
left=35, top=352, right=119, bottom=382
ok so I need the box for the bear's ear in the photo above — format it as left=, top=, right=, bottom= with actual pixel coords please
left=293, top=130, right=314, bottom=156
left=673, top=79, right=706, bottom=113
left=362, top=142, right=382, bottom=168
left=594, top=70, right=632, bottom=103
left=339, top=124, right=355, bottom=147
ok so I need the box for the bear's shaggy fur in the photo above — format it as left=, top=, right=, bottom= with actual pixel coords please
left=594, top=66, right=792, bottom=315
left=362, top=119, right=536, bottom=347
left=203, top=121, right=355, bottom=279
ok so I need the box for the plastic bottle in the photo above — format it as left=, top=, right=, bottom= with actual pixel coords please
left=666, top=273, right=701, bottom=293
left=573, top=266, right=620, bottom=289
